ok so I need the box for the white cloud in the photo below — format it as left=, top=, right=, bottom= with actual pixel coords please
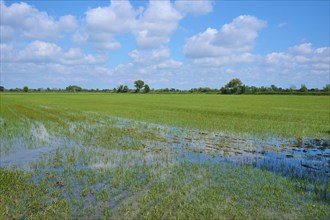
left=266, top=43, right=329, bottom=69
left=133, top=0, right=182, bottom=48
left=183, top=15, right=266, bottom=65
left=60, top=48, right=108, bottom=65
left=175, top=0, right=213, bottom=15
left=86, top=0, right=136, bottom=33
left=108, top=45, right=184, bottom=86
left=128, top=47, right=170, bottom=64
left=0, top=1, right=78, bottom=40
left=126, top=46, right=182, bottom=72
left=59, top=15, right=78, bottom=32
left=288, top=42, right=313, bottom=54
left=82, top=0, right=214, bottom=50
left=192, top=53, right=260, bottom=66
left=158, top=59, right=183, bottom=69
left=2, top=61, right=115, bottom=89
left=84, top=0, right=137, bottom=50
left=212, top=15, right=266, bottom=48
left=18, top=41, right=62, bottom=62
left=265, top=43, right=330, bottom=87
left=88, top=32, right=122, bottom=50
left=0, top=25, right=15, bottom=41
left=1, top=41, right=107, bottom=65
left=0, top=43, right=16, bottom=61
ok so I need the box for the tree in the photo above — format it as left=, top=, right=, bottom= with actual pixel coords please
left=134, top=80, right=144, bottom=93
left=221, top=78, right=243, bottom=94
left=289, top=85, right=296, bottom=93
left=144, top=84, right=150, bottom=93
left=23, top=86, right=29, bottom=92
left=323, top=84, right=330, bottom=92
left=299, top=84, right=308, bottom=92
left=117, top=85, right=129, bottom=93
left=66, top=85, right=82, bottom=92
left=270, top=84, right=278, bottom=92
left=117, top=85, right=124, bottom=93
left=0, top=86, right=4, bottom=92
left=122, top=85, right=129, bottom=93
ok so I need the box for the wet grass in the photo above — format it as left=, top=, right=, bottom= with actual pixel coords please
left=0, top=93, right=329, bottom=219
left=1, top=158, right=329, bottom=219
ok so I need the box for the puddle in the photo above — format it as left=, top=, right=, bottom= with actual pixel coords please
left=162, top=129, right=330, bottom=182
left=0, top=146, right=54, bottom=169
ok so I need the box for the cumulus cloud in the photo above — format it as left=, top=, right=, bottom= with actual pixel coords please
left=83, top=0, right=213, bottom=50
left=133, top=0, right=182, bottom=48
left=84, top=0, right=190, bottom=50
left=266, top=43, right=330, bottom=70
left=18, top=41, right=62, bottom=62
left=183, top=15, right=267, bottom=66
left=127, top=46, right=183, bottom=71
left=0, top=1, right=77, bottom=40
left=158, top=59, right=183, bottom=69
left=1, top=41, right=107, bottom=65
left=288, top=42, right=313, bottom=54
left=174, top=0, right=213, bottom=15
left=192, top=53, right=260, bottom=66
left=59, top=15, right=78, bottom=32
left=128, top=47, right=170, bottom=64
left=86, top=0, right=136, bottom=33
left=84, top=0, right=137, bottom=50
left=261, top=42, right=329, bottom=88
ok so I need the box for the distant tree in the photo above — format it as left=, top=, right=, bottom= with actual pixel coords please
left=65, top=85, right=82, bottom=92
left=122, top=85, right=129, bottom=93
left=117, top=85, right=124, bottom=93
left=221, top=78, right=243, bottom=94
left=289, top=85, right=296, bottom=93
left=23, top=86, right=29, bottom=92
left=144, top=84, right=150, bottom=93
left=323, top=84, right=330, bottom=92
left=299, top=84, right=308, bottom=92
left=0, top=86, right=4, bottom=92
left=134, top=80, right=144, bottom=93
left=117, top=85, right=129, bottom=93
left=270, top=84, right=278, bottom=92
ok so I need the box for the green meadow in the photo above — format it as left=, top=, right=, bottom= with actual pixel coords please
left=1, top=93, right=329, bottom=219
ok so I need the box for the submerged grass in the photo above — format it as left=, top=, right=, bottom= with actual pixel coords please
left=0, top=93, right=329, bottom=219
left=1, top=160, right=329, bottom=219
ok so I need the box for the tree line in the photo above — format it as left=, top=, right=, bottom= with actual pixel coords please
left=1, top=78, right=329, bottom=95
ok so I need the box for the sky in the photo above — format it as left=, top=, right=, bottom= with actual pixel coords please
left=1, top=0, right=329, bottom=90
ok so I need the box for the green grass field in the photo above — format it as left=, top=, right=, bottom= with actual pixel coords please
left=1, top=93, right=329, bottom=219
left=2, top=93, right=329, bottom=138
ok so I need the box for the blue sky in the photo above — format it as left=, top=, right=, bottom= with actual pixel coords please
left=1, top=0, right=329, bottom=89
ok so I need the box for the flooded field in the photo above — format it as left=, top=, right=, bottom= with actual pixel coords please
left=2, top=114, right=329, bottom=180
left=1, top=94, right=329, bottom=219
